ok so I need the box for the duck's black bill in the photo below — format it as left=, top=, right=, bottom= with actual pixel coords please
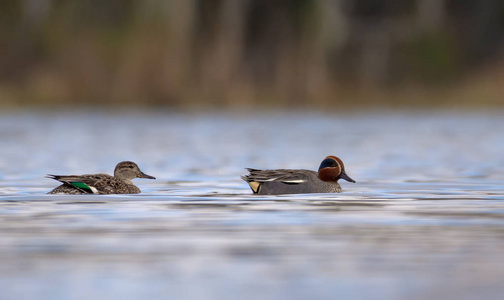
left=138, top=172, right=156, bottom=180
left=340, top=171, right=356, bottom=183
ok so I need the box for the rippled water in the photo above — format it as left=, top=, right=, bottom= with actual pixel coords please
left=1, top=110, right=504, bottom=299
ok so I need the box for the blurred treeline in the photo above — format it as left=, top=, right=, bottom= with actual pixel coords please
left=2, top=0, right=504, bottom=108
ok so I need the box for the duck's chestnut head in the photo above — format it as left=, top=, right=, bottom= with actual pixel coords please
left=317, top=156, right=355, bottom=183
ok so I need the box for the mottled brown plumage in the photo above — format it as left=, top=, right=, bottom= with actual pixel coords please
left=47, top=161, right=155, bottom=194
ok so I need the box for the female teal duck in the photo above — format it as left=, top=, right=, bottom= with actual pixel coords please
left=47, top=161, right=156, bottom=194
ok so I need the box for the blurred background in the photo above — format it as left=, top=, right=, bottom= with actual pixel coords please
left=2, top=2, right=504, bottom=299
left=2, top=0, right=504, bottom=109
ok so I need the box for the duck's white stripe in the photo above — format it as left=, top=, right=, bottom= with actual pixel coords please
left=263, top=178, right=279, bottom=182
left=89, top=186, right=99, bottom=194
left=281, top=179, right=306, bottom=183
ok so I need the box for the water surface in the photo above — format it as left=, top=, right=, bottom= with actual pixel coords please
left=1, top=111, right=503, bottom=299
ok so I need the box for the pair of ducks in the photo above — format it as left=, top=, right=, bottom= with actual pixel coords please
left=47, top=156, right=355, bottom=195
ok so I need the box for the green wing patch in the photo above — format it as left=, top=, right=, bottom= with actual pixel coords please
left=71, top=182, right=91, bottom=191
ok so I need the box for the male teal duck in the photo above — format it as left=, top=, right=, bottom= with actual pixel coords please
left=242, top=156, right=355, bottom=195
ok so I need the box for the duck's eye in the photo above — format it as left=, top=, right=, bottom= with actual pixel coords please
left=128, top=166, right=134, bottom=169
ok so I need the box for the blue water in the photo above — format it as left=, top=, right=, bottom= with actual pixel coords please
left=1, top=110, right=503, bottom=300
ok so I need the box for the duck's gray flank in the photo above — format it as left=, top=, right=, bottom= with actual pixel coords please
left=241, top=156, right=355, bottom=195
